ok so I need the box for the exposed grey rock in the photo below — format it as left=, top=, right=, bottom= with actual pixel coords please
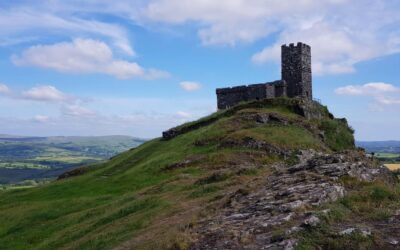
left=281, top=239, right=298, bottom=250
left=360, top=229, right=371, bottom=237
left=339, top=228, right=356, bottom=235
left=255, top=114, right=270, bottom=124
left=388, top=238, right=399, bottom=245
left=321, top=209, right=331, bottom=215
left=57, top=166, right=89, bottom=180
left=302, top=215, right=320, bottom=227
left=286, top=226, right=302, bottom=235
left=339, top=228, right=371, bottom=237
left=220, top=137, right=289, bottom=157
left=227, top=213, right=251, bottom=220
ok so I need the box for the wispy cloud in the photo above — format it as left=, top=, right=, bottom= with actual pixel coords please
left=179, top=81, right=202, bottom=92
left=335, top=82, right=399, bottom=96
left=33, top=115, right=50, bottom=123
left=12, top=38, right=169, bottom=80
left=0, top=83, right=215, bottom=137
left=0, top=8, right=134, bottom=55
left=0, top=107, right=203, bottom=138
left=0, top=84, right=9, bottom=94
left=335, top=82, right=400, bottom=107
left=175, top=111, right=192, bottom=119
left=62, top=105, right=96, bottom=117
left=21, top=85, right=96, bottom=118
left=22, top=85, right=72, bottom=102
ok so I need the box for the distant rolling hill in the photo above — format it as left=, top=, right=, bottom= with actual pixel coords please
left=0, top=135, right=146, bottom=184
left=356, top=141, right=400, bottom=153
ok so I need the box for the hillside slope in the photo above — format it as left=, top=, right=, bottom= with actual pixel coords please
left=0, top=98, right=398, bottom=250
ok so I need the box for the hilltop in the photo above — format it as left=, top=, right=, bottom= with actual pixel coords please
left=0, top=98, right=398, bottom=249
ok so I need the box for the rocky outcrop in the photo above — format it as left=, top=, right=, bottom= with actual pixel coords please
left=57, top=167, right=89, bottom=180
left=220, top=137, right=290, bottom=158
left=189, top=150, right=395, bottom=250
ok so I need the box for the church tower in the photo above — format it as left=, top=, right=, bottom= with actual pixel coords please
left=281, top=42, right=312, bottom=100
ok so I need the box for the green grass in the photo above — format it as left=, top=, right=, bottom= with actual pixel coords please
left=375, top=153, right=400, bottom=158
left=229, top=125, right=327, bottom=151
left=319, top=119, right=355, bottom=151
left=296, top=228, right=374, bottom=250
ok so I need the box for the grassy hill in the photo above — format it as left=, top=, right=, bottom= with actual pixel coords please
left=1, top=98, right=397, bottom=249
left=0, top=135, right=145, bottom=184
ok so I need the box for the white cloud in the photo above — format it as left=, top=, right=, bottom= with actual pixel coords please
left=22, top=85, right=71, bottom=102
left=62, top=105, right=96, bottom=117
left=0, top=84, right=9, bottom=94
left=12, top=38, right=168, bottom=79
left=33, top=115, right=50, bottom=123
left=376, top=97, right=400, bottom=105
left=251, top=26, right=359, bottom=75
left=179, top=81, right=202, bottom=91
left=335, top=82, right=400, bottom=107
left=335, top=83, right=400, bottom=96
left=175, top=111, right=192, bottom=119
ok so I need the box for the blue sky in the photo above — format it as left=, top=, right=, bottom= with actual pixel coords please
left=0, top=0, right=399, bottom=140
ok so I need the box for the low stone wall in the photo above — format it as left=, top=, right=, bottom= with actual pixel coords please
left=216, top=80, right=286, bottom=109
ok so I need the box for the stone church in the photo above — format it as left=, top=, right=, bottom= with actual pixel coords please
left=216, top=42, right=312, bottom=109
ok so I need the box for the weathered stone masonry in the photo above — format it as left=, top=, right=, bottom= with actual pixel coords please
left=216, top=42, right=312, bottom=109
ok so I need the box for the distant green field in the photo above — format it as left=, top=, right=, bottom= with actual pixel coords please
left=375, top=153, right=400, bottom=158
left=0, top=179, right=51, bottom=190
left=370, top=152, right=400, bottom=164
left=0, top=162, right=50, bottom=169
left=34, top=156, right=102, bottom=164
left=0, top=135, right=145, bottom=184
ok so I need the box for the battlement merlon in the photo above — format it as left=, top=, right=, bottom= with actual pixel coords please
left=281, top=42, right=311, bottom=52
